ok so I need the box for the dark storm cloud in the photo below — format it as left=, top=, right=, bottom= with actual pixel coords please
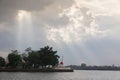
left=0, top=0, right=54, bottom=11
left=0, top=0, right=54, bottom=23
left=0, top=0, right=74, bottom=23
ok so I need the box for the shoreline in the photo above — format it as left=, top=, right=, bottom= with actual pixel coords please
left=0, top=68, right=74, bottom=72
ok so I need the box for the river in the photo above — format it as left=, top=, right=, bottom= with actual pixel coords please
left=0, top=70, right=120, bottom=80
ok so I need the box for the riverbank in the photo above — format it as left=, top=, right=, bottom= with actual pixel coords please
left=0, top=68, right=74, bottom=72
left=69, top=65, right=120, bottom=71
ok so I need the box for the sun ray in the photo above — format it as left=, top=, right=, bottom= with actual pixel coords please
left=16, top=10, right=34, bottom=50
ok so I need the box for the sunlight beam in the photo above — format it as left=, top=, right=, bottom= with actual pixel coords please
left=16, top=10, right=34, bottom=50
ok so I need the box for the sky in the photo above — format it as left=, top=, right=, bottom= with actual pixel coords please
left=0, top=0, right=120, bottom=66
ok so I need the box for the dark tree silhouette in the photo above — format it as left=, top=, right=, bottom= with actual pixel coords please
left=39, top=46, right=59, bottom=68
left=22, top=46, right=60, bottom=68
left=2, top=46, right=60, bottom=69
left=28, top=51, right=40, bottom=68
left=7, top=50, right=22, bottom=68
left=21, top=47, right=32, bottom=69
left=0, top=57, right=5, bottom=68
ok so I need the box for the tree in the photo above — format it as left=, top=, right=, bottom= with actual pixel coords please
left=6, top=46, right=60, bottom=69
left=22, top=46, right=60, bottom=69
left=0, top=57, right=5, bottom=68
left=21, top=48, right=30, bottom=69
left=28, top=51, right=40, bottom=68
left=39, top=46, right=59, bottom=68
left=7, top=50, right=22, bottom=68
left=22, top=47, right=40, bottom=69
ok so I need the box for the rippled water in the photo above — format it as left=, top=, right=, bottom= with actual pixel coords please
left=0, top=70, right=120, bottom=80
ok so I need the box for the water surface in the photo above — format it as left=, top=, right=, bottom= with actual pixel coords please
left=0, top=70, right=120, bottom=80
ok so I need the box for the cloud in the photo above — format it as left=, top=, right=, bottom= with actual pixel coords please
left=47, top=2, right=109, bottom=44
left=0, top=0, right=74, bottom=50
left=0, top=0, right=120, bottom=65
left=0, top=0, right=74, bottom=23
left=96, top=14, right=120, bottom=40
left=0, top=0, right=54, bottom=11
left=0, top=0, right=54, bottom=23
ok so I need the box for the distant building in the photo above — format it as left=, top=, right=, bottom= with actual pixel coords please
left=81, top=63, right=87, bottom=67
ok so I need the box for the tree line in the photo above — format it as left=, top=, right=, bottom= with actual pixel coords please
left=0, top=46, right=60, bottom=69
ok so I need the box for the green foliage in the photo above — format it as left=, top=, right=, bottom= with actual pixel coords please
left=28, top=51, right=40, bottom=68
left=22, top=46, right=60, bottom=68
left=8, top=50, right=22, bottom=68
left=39, top=46, right=59, bottom=67
left=3, top=46, right=60, bottom=69
left=0, top=57, right=5, bottom=67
